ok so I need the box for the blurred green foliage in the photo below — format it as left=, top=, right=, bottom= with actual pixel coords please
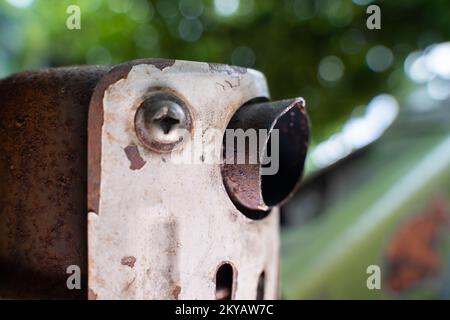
left=282, top=105, right=450, bottom=299
left=0, top=0, right=449, bottom=143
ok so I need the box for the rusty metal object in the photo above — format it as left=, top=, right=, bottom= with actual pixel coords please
left=87, top=60, right=282, bottom=300
left=0, top=66, right=110, bottom=299
left=221, top=98, right=310, bottom=215
left=0, top=59, right=309, bottom=300
left=385, top=195, right=450, bottom=293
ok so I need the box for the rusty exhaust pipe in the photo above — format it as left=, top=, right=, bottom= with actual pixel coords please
left=221, top=98, right=310, bottom=217
left=0, top=59, right=310, bottom=299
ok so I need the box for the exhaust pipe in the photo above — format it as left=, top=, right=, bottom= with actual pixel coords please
left=221, top=98, right=310, bottom=216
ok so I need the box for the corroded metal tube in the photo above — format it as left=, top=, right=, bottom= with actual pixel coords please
left=221, top=98, right=310, bottom=216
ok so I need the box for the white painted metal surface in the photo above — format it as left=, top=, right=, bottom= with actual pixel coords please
left=88, top=60, right=279, bottom=300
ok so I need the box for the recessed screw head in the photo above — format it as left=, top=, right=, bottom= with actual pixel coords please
left=135, top=92, right=192, bottom=153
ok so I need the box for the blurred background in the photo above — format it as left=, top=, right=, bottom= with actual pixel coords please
left=1, top=0, right=449, bottom=299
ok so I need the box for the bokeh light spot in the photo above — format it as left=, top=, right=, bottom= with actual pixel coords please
left=214, top=0, right=240, bottom=16
left=129, top=0, right=154, bottom=22
left=425, top=42, right=450, bottom=80
left=311, top=94, right=399, bottom=168
left=340, top=29, right=365, bottom=54
left=231, top=46, right=255, bottom=67
left=179, top=0, right=204, bottom=19
left=156, top=0, right=179, bottom=19
left=352, top=0, right=374, bottom=6
left=427, top=77, right=450, bottom=101
left=318, top=55, right=345, bottom=83
left=107, top=0, right=132, bottom=14
left=327, top=1, right=353, bottom=27
left=134, top=24, right=159, bottom=50
left=366, top=45, right=394, bottom=72
left=178, top=18, right=203, bottom=42
left=293, top=0, right=317, bottom=21
left=5, top=0, right=33, bottom=8
left=404, top=51, right=433, bottom=83
left=86, top=46, right=112, bottom=65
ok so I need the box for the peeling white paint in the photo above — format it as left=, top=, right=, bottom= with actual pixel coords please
left=88, top=60, right=279, bottom=300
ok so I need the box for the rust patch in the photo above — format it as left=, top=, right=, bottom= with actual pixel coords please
left=121, top=256, right=136, bottom=268
left=88, top=288, right=98, bottom=300
left=385, top=195, right=450, bottom=293
left=0, top=66, right=109, bottom=299
left=124, top=145, right=146, bottom=170
left=172, top=285, right=181, bottom=300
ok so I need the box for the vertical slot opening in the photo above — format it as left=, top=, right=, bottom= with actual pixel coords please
left=215, top=263, right=234, bottom=300
left=256, top=271, right=265, bottom=300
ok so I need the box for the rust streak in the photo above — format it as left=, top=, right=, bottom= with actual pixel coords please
left=124, top=145, right=146, bottom=170
left=172, top=285, right=181, bottom=300
left=88, top=288, right=98, bottom=300
left=123, top=277, right=136, bottom=292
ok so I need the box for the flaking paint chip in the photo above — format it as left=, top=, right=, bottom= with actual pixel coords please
left=124, top=145, right=146, bottom=170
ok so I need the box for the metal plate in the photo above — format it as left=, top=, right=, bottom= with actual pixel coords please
left=87, top=60, right=280, bottom=299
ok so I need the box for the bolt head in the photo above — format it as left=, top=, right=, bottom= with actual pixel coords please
left=135, top=92, right=192, bottom=153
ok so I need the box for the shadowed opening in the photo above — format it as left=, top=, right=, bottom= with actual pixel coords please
left=215, top=263, right=234, bottom=300
left=262, top=106, right=306, bottom=206
left=221, top=98, right=308, bottom=219
left=256, top=271, right=265, bottom=300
